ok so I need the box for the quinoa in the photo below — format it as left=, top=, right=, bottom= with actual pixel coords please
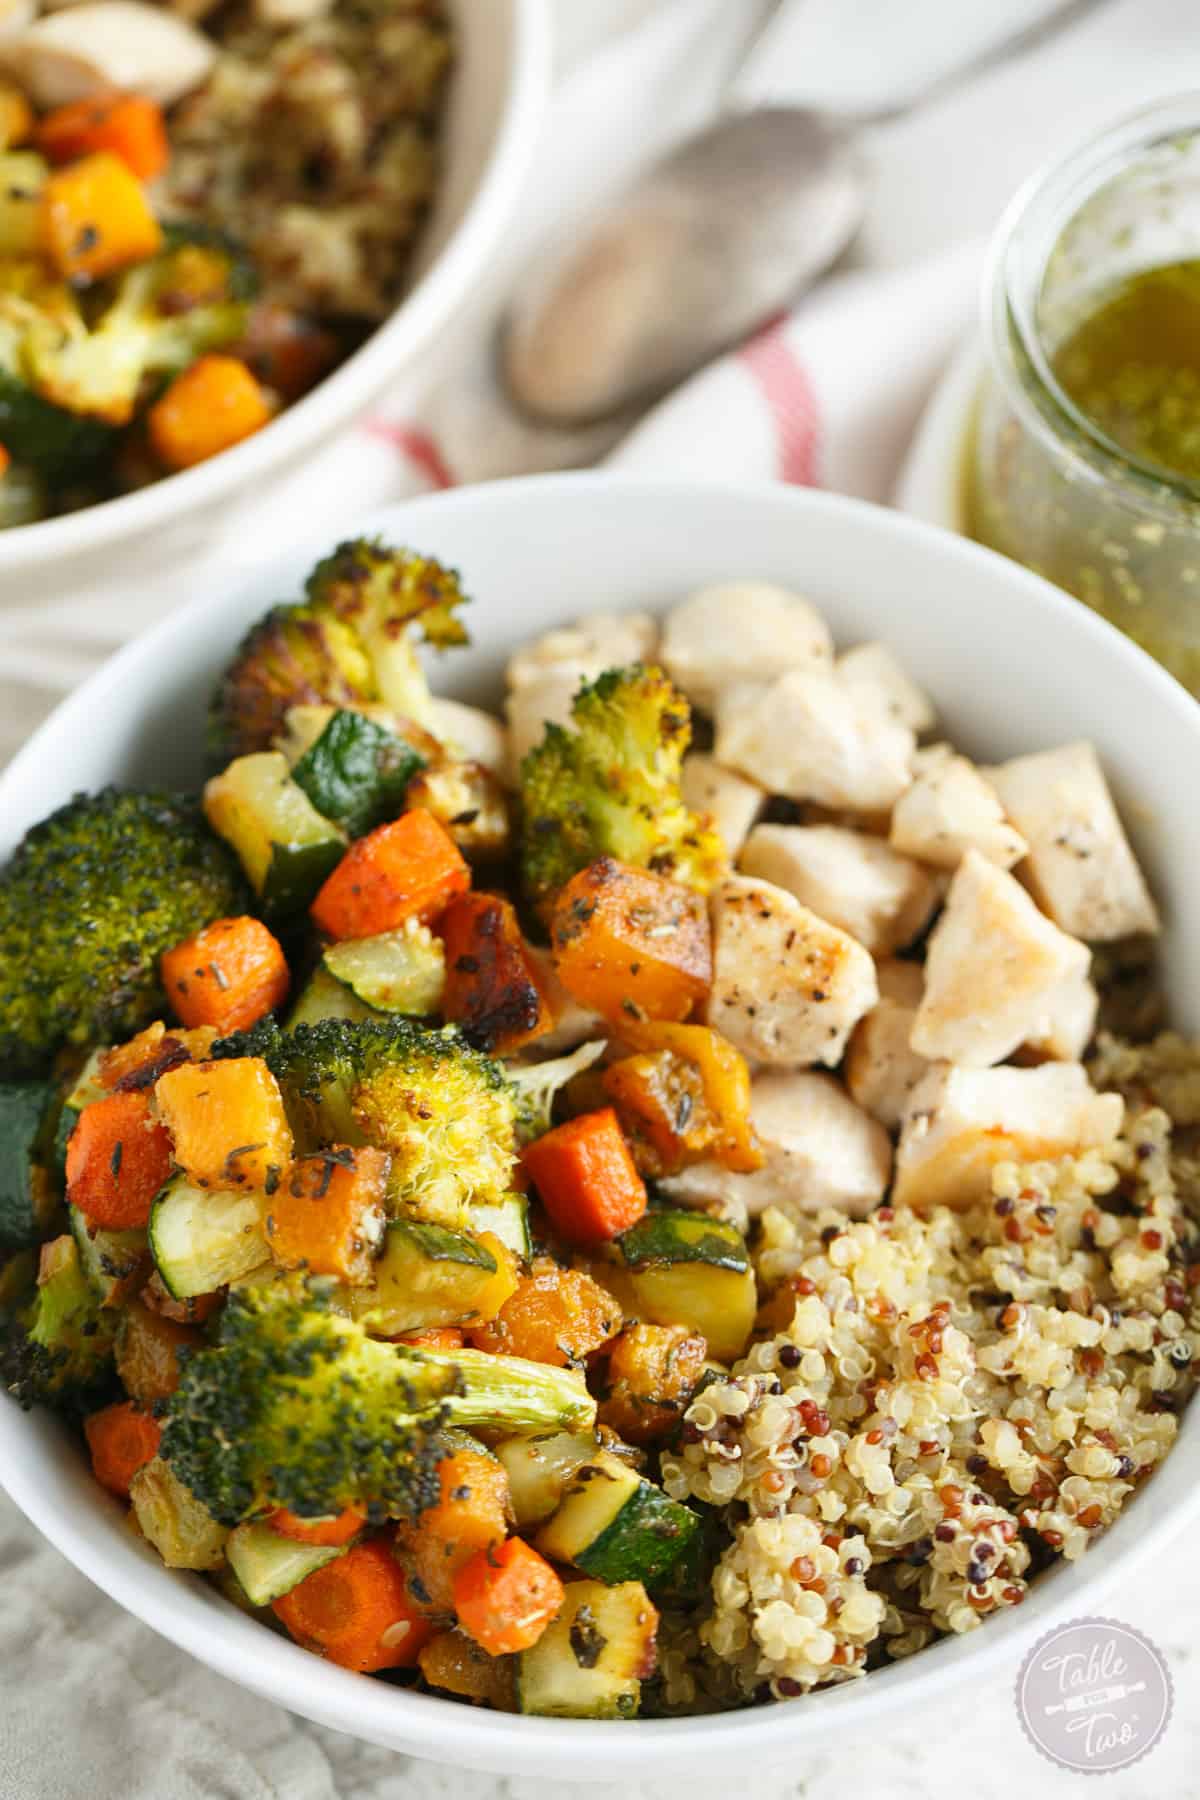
left=659, top=1047, right=1200, bottom=1706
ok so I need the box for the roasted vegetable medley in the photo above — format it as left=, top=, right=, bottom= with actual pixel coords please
left=0, top=0, right=451, bottom=524
left=2, top=551, right=1197, bottom=1717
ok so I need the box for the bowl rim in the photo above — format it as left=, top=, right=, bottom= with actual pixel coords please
left=0, top=0, right=551, bottom=574
left=3, top=471, right=1199, bottom=1773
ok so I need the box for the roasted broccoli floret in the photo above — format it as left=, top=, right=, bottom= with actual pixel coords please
left=211, top=1015, right=516, bottom=1226
left=1, top=1235, right=116, bottom=1415
left=519, top=663, right=727, bottom=919
left=159, top=1276, right=595, bottom=1525
left=0, top=788, right=247, bottom=1078
left=209, top=539, right=470, bottom=760
left=509, top=1040, right=607, bottom=1144
left=0, top=230, right=254, bottom=479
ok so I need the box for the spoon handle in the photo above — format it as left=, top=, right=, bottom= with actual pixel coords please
left=731, top=0, right=1111, bottom=125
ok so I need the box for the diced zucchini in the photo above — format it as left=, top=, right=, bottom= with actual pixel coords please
left=618, top=1210, right=756, bottom=1363
left=0, top=1078, right=56, bottom=1250
left=52, top=1048, right=108, bottom=1179
left=496, top=1430, right=598, bottom=1527
left=285, top=964, right=378, bottom=1028
left=69, top=1203, right=149, bottom=1307
left=323, top=920, right=445, bottom=1016
left=537, top=1450, right=701, bottom=1589
left=148, top=1174, right=270, bottom=1299
left=204, top=751, right=345, bottom=915
left=290, top=707, right=424, bottom=839
left=129, top=1457, right=228, bottom=1570
left=225, top=1522, right=343, bottom=1606
left=517, top=1579, right=657, bottom=1718
left=0, top=153, right=48, bottom=257
left=469, top=1193, right=532, bottom=1261
left=347, top=1219, right=499, bottom=1334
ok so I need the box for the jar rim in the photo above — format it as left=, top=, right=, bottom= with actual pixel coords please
left=983, top=92, right=1200, bottom=511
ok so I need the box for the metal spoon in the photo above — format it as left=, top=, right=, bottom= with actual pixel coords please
left=502, top=0, right=1106, bottom=427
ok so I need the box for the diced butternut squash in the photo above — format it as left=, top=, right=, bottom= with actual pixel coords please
left=39, top=150, right=161, bottom=281
left=115, top=1299, right=200, bottom=1405
left=603, top=1020, right=761, bottom=1178
left=440, top=891, right=552, bottom=1055
left=311, top=809, right=471, bottom=942
left=550, top=858, right=711, bottom=1024
left=266, top=1146, right=388, bottom=1284
left=419, top=1628, right=516, bottom=1709
left=98, top=1022, right=217, bottom=1093
left=599, top=1322, right=708, bottom=1444
left=148, top=355, right=272, bottom=471
left=468, top=1257, right=623, bottom=1367
left=395, top=1447, right=511, bottom=1613
left=154, top=1057, right=293, bottom=1191
left=160, top=916, right=289, bottom=1035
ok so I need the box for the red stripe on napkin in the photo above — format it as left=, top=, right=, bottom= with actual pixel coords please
left=739, top=321, right=821, bottom=487
left=362, top=418, right=457, bottom=490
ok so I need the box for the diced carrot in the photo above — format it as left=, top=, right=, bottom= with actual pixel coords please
left=115, top=1300, right=200, bottom=1405
left=161, top=916, right=290, bottom=1036
left=36, top=94, right=169, bottom=181
left=394, top=1326, right=465, bottom=1351
left=522, top=1107, right=646, bottom=1245
left=0, top=443, right=10, bottom=478
left=99, top=1022, right=217, bottom=1093
left=66, top=1090, right=173, bottom=1230
left=85, top=1400, right=162, bottom=1498
left=440, top=891, right=553, bottom=1055
left=603, top=1020, right=761, bottom=1178
left=0, top=80, right=32, bottom=151
left=154, top=1057, right=293, bottom=1191
left=266, top=1146, right=389, bottom=1284
left=311, top=809, right=470, bottom=942
left=550, top=857, right=712, bottom=1024
left=148, top=354, right=273, bottom=472
left=468, top=1258, right=623, bottom=1367
left=418, top=1628, right=515, bottom=1708
left=272, top=1537, right=434, bottom=1673
left=453, top=1536, right=563, bottom=1657
left=394, top=1448, right=509, bottom=1614
left=269, top=1504, right=367, bottom=1549
left=39, top=150, right=161, bottom=281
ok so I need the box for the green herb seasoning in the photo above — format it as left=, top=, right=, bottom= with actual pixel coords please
left=1052, top=260, right=1200, bottom=483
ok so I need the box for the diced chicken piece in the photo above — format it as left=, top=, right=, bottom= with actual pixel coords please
left=984, top=742, right=1160, bottom=941
left=707, top=875, right=877, bottom=1068
left=505, top=667, right=585, bottom=775
left=662, top=1071, right=891, bottom=1220
left=739, top=823, right=937, bottom=956
left=2, top=2, right=216, bottom=108
left=890, top=750, right=1027, bottom=871
left=1023, top=972, right=1099, bottom=1063
left=845, top=959, right=932, bottom=1131
left=426, top=697, right=508, bottom=777
left=714, top=670, right=914, bottom=812
left=660, top=582, right=833, bottom=712
left=525, top=945, right=607, bottom=1056
left=911, top=850, right=1089, bottom=1068
left=681, top=753, right=764, bottom=859
left=836, top=642, right=936, bottom=735
left=506, top=611, right=658, bottom=692
left=893, top=1063, right=1124, bottom=1212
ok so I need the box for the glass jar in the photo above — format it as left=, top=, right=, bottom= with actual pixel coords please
left=967, top=95, right=1200, bottom=694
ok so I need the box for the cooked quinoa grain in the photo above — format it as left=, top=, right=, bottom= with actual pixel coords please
left=660, top=1056, right=1200, bottom=1704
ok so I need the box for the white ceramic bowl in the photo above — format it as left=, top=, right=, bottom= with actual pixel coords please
left=2, top=475, right=1198, bottom=1780
left=0, top=0, right=549, bottom=582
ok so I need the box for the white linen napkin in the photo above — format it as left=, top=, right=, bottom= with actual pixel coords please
left=3, top=4, right=1200, bottom=1798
